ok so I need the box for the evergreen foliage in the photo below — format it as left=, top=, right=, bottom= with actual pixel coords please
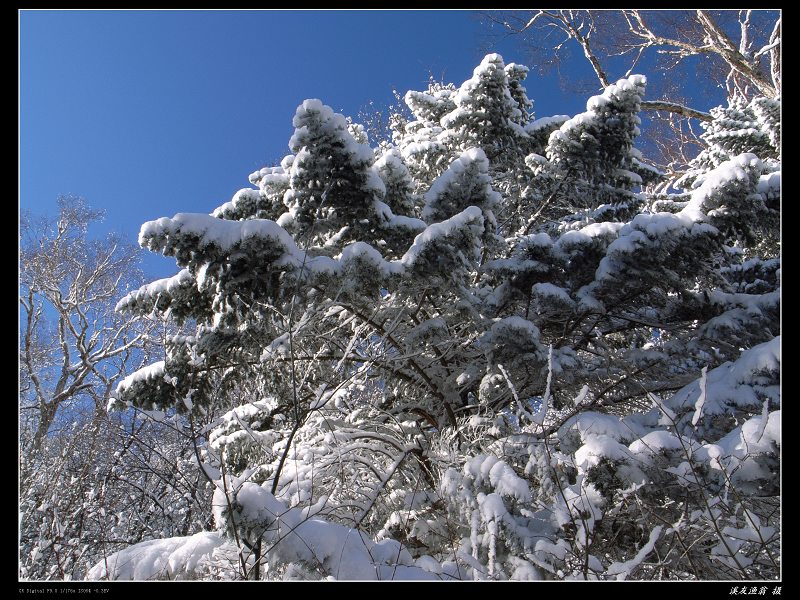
left=98, top=53, right=780, bottom=581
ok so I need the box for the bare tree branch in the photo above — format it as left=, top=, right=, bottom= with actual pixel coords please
left=640, top=101, right=712, bottom=121
left=19, top=196, right=156, bottom=447
left=695, top=10, right=778, bottom=98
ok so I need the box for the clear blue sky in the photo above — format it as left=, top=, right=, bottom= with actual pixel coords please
left=19, top=10, right=603, bottom=279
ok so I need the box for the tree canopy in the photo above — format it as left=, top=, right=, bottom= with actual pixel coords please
left=86, top=51, right=779, bottom=581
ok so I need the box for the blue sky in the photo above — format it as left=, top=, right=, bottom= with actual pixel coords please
left=20, top=10, right=621, bottom=279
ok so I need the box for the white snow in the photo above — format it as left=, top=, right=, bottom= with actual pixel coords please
left=532, top=282, right=574, bottom=306
left=464, top=454, right=532, bottom=503
left=398, top=206, right=484, bottom=269
left=575, top=436, right=632, bottom=470
left=439, top=53, right=526, bottom=138
left=628, top=430, right=685, bottom=456
left=338, top=241, right=405, bottom=277
left=211, top=188, right=264, bottom=218
left=531, top=345, right=553, bottom=425
left=605, top=525, right=662, bottom=580
left=578, top=221, right=625, bottom=238
left=757, top=170, right=780, bottom=194
left=561, top=411, right=635, bottom=442
left=86, top=531, right=227, bottom=580
left=729, top=409, right=780, bottom=457
left=616, top=168, right=643, bottom=184
left=140, top=212, right=297, bottom=257
left=116, top=269, right=194, bottom=313
left=210, top=481, right=442, bottom=580
left=115, top=361, right=166, bottom=399
left=525, top=115, right=570, bottom=133
left=691, top=366, right=708, bottom=426
left=488, top=315, right=540, bottom=339
left=680, top=153, right=762, bottom=221
left=666, top=336, right=780, bottom=416
left=140, top=206, right=477, bottom=288
left=422, top=148, right=501, bottom=221
left=593, top=210, right=718, bottom=282
left=373, top=199, right=426, bottom=232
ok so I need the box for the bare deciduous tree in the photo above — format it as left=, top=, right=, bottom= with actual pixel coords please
left=19, top=197, right=217, bottom=580
left=479, top=9, right=780, bottom=177
left=19, top=196, right=154, bottom=449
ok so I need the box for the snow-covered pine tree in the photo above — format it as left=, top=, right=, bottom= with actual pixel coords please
left=214, top=158, right=292, bottom=222
left=654, top=96, right=781, bottom=363
left=374, top=146, right=418, bottom=216
left=676, top=95, right=781, bottom=191
left=523, top=74, right=661, bottom=234
left=751, top=97, right=781, bottom=161
left=422, top=148, right=501, bottom=240
left=282, top=99, right=425, bottom=259
left=440, top=54, right=530, bottom=162
left=504, top=62, right=533, bottom=127
left=437, top=54, right=541, bottom=236
left=98, top=53, right=779, bottom=582
left=281, top=99, right=385, bottom=252
left=391, top=80, right=458, bottom=192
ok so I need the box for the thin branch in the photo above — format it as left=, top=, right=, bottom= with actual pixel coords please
left=640, top=101, right=712, bottom=122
